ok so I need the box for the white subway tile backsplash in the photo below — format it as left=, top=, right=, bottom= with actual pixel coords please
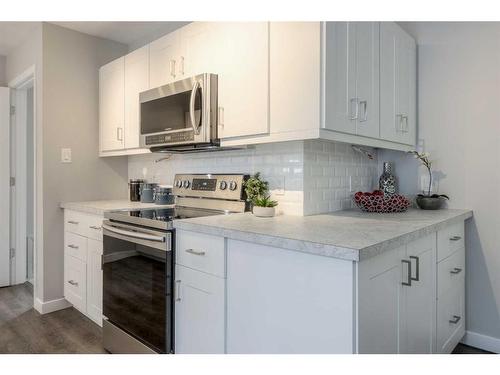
left=128, top=139, right=378, bottom=216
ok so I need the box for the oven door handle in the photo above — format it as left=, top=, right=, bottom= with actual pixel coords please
left=189, top=80, right=202, bottom=135
left=102, top=223, right=166, bottom=242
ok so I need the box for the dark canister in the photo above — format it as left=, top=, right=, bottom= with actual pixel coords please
left=154, top=185, right=175, bottom=205
left=129, top=179, right=145, bottom=202
left=141, top=183, right=158, bottom=203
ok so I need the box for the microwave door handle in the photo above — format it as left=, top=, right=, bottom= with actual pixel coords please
left=190, top=80, right=202, bottom=135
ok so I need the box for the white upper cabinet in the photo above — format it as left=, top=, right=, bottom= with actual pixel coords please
left=124, top=45, right=149, bottom=150
left=324, top=22, right=380, bottom=138
left=179, top=22, right=216, bottom=77
left=149, top=31, right=181, bottom=88
left=212, top=22, right=269, bottom=138
left=99, top=57, right=125, bottom=153
left=380, top=22, right=417, bottom=146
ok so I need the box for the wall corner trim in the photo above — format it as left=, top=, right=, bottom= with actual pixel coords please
left=462, top=330, right=500, bottom=354
left=34, top=297, right=72, bottom=315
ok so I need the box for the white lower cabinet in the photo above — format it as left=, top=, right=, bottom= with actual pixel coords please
left=174, top=265, right=225, bottom=354
left=63, top=210, right=103, bottom=326
left=174, top=219, right=466, bottom=354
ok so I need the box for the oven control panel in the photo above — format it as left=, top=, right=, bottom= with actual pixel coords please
left=145, top=131, right=194, bottom=146
left=173, top=174, right=248, bottom=201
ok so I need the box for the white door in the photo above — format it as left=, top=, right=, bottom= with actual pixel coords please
left=86, top=239, right=103, bottom=326
left=0, top=87, right=10, bottom=287
left=125, top=45, right=149, bottom=149
left=180, top=22, right=216, bottom=78
left=99, top=57, right=125, bottom=152
left=355, top=22, right=380, bottom=138
left=174, top=264, right=225, bottom=354
left=401, top=235, right=436, bottom=354
left=380, top=22, right=417, bottom=145
left=214, top=22, right=269, bottom=138
left=358, top=246, right=404, bottom=353
left=324, top=22, right=357, bottom=135
left=149, top=31, right=181, bottom=88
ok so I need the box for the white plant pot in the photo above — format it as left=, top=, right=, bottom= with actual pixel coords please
left=252, top=206, right=276, bottom=218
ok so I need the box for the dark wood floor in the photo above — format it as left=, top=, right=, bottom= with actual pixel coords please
left=0, top=283, right=106, bottom=354
left=452, top=343, right=493, bottom=354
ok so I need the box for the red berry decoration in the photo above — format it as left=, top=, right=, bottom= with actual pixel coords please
left=353, top=192, right=410, bottom=213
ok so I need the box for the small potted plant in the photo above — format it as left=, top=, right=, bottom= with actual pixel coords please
left=408, top=151, right=449, bottom=210
left=244, top=173, right=278, bottom=217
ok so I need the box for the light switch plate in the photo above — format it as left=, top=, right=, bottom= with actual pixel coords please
left=61, top=148, right=72, bottom=163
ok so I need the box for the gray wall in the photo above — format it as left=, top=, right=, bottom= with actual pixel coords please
left=127, top=22, right=190, bottom=51
left=387, top=22, right=500, bottom=343
left=41, top=23, right=129, bottom=301
left=0, top=55, right=6, bottom=85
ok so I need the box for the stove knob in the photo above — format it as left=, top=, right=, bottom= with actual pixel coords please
left=219, top=181, right=228, bottom=190
left=175, top=180, right=182, bottom=188
left=182, top=180, right=191, bottom=189
left=229, top=181, right=238, bottom=191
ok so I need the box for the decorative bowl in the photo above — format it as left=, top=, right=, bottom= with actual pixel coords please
left=353, top=192, right=411, bottom=213
left=416, top=196, right=446, bottom=210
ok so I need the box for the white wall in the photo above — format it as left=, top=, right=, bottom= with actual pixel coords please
left=128, top=22, right=190, bottom=51
left=0, top=55, right=6, bottom=86
left=388, top=22, right=500, bottom=346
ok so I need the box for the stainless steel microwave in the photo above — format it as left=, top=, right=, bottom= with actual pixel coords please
left=139, top=73, right=218, bottom=152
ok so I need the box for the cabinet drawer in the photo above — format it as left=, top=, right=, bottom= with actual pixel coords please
left=64, top=255, right=87, bottom=313
left=86, top=215, right=103, bottom=241
left=437, top=247, right=465, bottom=297
left=64, top=210, right=88, bottom=237
left=64, top=232, right=87, bottom=262
left=176, top=230, right=225, bottom=277
left=437, top=280, right=465, bottom=353
left=437, top=222, right=464, bottom=261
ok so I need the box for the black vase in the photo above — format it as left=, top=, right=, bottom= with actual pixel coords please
left=379, top=162, right=397, bottom=195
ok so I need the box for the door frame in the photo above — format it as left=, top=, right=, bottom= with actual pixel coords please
left=8, top=66, right=39, bottom=304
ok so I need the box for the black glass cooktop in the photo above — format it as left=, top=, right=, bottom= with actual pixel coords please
left=105, top=206, right=228, bottom=230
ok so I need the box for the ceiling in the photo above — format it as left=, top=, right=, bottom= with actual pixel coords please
left=0, top=21, right=190, bottom=56
left=51, top=22, right=190, bottom=49
left=0, top=22, right=40, bottom=56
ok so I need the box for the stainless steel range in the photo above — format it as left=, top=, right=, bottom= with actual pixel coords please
left=101, top=174, right=248, bottom=354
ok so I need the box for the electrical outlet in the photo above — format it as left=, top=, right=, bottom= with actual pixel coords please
left=275, top=176, right=285, bottom=196
left=61, top=148, right=72, bottom=163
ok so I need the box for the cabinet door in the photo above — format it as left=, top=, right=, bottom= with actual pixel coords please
left=86, top=239, right=103, bottom=327
left=401, top=234, right=436, bottom=354
left=180, top=22, right=216, bottom=77
left=324, top=22, right=357, bottom=135
left=174, top=264, right=225, bottom=354
left=380, top=22, right=416, bottom=145
left=149, top=31, right=181, bottom=88
left=64, top=255, right=87, bottom=313
left=99, top=57, right=125, bottom=152
left=214, top=22, right=269, bottom=138
left=355, top=22, right=380, bottom=138
left=358, top=246, right=404, bottom=353
left=124, top=45, right=149, bottom=149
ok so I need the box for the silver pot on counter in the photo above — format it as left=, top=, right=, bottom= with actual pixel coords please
left=154, top=185, right=174, bottom=205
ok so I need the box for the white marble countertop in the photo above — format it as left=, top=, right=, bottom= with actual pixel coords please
left=174, top=209, right=473, bottom=261
left=60, top=200, right=174, bottom=215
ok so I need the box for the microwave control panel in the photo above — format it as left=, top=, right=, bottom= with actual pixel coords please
left=145, top=131, right=194, bottom=146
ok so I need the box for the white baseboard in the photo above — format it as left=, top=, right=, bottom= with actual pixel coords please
left=34, top=297, right=72, bottom=314
left=462, top=330, right=500, bottom=354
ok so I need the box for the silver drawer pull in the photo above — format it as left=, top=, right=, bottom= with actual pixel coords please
left=67, top=220, right=79, bottom=225
left=449, top=236, right=462, bottom=241
left=89, top=225, right=102, bottom=230
left=450, top=267, right=463, bottom=274
left=185, top=248, right=206, bottom=256
left=175, top=280, right=182, bottom=302
left=449, top=315, right=461, bottom=324
left=67, top=244, right=79, bottom=249
left=68, top=280, right=78, bottom=286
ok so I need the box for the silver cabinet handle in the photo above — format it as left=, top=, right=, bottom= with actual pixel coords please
left=450, top=267, right=463, bottom=274
left=189, top=80, right=202, bottom=135
left=449, top=315, right=461, bottom=324
left=67, top=220, right=79, bottom=225
left=409, top=255, right=420, bottom=282
left=68, top=280, right=78, bottom=286
left=359, top=100, right=368, bottom=122
left=179, top=56, right=185, bottom=75
left=117, top=127, right=123, bottom=142
left=175, top=280, right=181, bottom=302
left=402, top=115, right=409, bottom=132
left=349, top=98, right=359, bottom=120
left=218, top=107, right=224, bottom=128
left=450, top=236, right=462, bottom=241
left=169, top=59, right=176, bottom=78
left=402, top=259, right=412, bottom=286
left=67, top=244, right=79, bottom=249
left=185, top=248, right=206, bottom=256
left=89, top=225, right=102, bottom=230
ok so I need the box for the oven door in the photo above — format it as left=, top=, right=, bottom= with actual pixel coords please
left=139, top=73, right=217, bottom=148
left=102, top=221, right=173, bottom=354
